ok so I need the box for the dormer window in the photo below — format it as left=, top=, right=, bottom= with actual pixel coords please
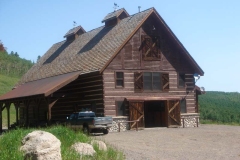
left=64, top=25, right=86, bottom=41
left=102, top=8, right=129, bottom=27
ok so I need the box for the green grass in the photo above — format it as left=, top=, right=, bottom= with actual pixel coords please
left=0, top=74, right=19, bottom=96
left=0, top=125, right=125, bottom=160
left=200, top=119, right=240, bottom=126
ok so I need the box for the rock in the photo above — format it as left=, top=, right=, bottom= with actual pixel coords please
left=91, top=140, right=107, bottom=151
left=20, top=130, right=61, bottom=160
left=71, top=142, right=96, bottom=156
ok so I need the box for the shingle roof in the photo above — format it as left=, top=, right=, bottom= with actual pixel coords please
left=102, top=8, right=129, bottom=22
left=64, top=25, right=85, bottom=38
left=19, top=8, right=153, bottom=84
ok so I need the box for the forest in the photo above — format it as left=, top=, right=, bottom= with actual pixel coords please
left=199, top=91, right=240, bottom=124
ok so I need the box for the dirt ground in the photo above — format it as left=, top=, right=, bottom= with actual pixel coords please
left=96, top=124, right=240, bottom=160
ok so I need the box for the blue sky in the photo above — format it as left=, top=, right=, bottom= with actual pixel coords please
left=0, top=0, right=240, bottom=92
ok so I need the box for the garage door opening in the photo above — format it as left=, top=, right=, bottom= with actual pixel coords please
left=144, top=101, right=168, bottom=127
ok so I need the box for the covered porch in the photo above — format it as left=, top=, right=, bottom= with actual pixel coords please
left=0, top=71, right=81, bottom=132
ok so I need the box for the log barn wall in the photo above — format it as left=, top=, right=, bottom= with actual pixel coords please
left=103, top=22, right=197, bottom=117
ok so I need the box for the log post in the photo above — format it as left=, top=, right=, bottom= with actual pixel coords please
left=46, top=98, right=59, bottom=125
left=6, top=103, right=11, bottom=129
left=23, top=100, right=31, bottom=127
left=14, top=102, right=20, bottom=125
left=0, top=103, right=2, bottom=132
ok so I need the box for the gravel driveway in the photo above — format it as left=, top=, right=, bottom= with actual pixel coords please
left=96, top=124, right=240, bottom=160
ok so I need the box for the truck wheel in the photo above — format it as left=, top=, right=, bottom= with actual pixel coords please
left=103, top=129, right=109, bottom=135
left=83, top=126, right=89, bottom=135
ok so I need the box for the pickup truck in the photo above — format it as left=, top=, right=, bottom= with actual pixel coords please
left=66, top=111, right=113, bottom=134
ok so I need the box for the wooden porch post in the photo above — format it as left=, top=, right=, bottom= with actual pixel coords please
left=0, top=103, right=3, bottom=132
left=14, top=102, right=20, bottom=125
left=6, top=103, right=11, bottom=129
left=23, top=100, right=31, bottom=127
left=46, top=98, right=59, bottom=125
left=33, top=98, right=42, bottom=127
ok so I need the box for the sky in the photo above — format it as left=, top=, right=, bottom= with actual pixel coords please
left=0, top=0, right=240, bottom=92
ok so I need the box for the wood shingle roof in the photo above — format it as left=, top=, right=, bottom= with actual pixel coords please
left=19, top=8, right=153, bottom=85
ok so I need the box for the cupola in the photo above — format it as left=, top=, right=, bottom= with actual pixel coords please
left=64, top=25, right=86, bottom=41
left=102, top=8, right=129, bottom=27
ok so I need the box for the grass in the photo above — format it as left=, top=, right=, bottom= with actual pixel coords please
left=0, top=125, right=124, bottom=160
left=200, top=119, right=240, bottom=126
left=0, top=74, right=19, bottom=96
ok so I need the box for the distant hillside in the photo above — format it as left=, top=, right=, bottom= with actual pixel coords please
left=199, top=91, right=240, bottom=124
left=0, top=51, right=33, bottom=78
left=0, top=74, right=19, bottom=96
left=0, top=50, right=34, bottom=96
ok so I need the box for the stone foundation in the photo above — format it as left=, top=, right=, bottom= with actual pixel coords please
left=181, top=113, right=199, bottom=128
left=109, top=116, right=129, bottom=132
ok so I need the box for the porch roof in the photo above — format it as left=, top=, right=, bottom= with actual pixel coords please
left=126, top=96, right=181, bottom=101
left=0, top=71, right=81, bottom=101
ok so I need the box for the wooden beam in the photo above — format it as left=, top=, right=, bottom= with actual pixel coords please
left=46, top=98, right=59, bottom=124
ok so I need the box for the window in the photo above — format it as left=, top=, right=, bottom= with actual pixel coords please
left=143, top=72, right=161, bottom=90
left=115, top=72, right=124, bottom=88
left=134, top=72, right=169, bottom=92
left=180, top=99, right=186, bottom=113
left=116, top=101, right=125, bottom=116
left=178, top=74, right=185, bottom=88
left=142, top=35, right=161, bottom=60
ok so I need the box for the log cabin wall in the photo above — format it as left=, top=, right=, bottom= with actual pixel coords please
left=103, top=15, right=197, bottom=119
left=50, top=73, right=104, bottom=121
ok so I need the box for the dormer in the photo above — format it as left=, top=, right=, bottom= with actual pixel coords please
left=102, top=8, right=129, bottom=27
left=64, top=25, right=86, bottom=41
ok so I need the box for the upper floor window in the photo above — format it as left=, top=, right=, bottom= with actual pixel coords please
left=134, top=72, right=169, bottom=92
left=142, top=35, right=161, bottom=61
left=115, top=72, right=124, bottom=88
left=178, top=73, right=185, bottom=88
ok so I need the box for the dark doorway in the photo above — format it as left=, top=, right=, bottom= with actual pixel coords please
left=144, top=101, right=167, bottom=127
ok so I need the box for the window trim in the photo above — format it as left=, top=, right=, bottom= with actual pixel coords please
left=115, top=72, right=124, bottom=88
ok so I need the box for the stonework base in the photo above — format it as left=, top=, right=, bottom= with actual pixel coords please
left=109, top=117, right=129, bottom=132
left=181, top=113, right=200, bottom=128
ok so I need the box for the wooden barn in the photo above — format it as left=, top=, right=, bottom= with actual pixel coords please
left=0, top=7, right=204, bottom=132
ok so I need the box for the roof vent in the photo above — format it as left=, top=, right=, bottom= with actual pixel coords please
left=102, top=8, right=129, bottom=27
left=64, top=25, right=86, bottom=41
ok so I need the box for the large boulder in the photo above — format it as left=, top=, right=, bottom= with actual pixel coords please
left=71, top=142, right=96, bottom=156
left=20, top=130, right=61, bottom=160
left=91, top=140, right=107, bottom=151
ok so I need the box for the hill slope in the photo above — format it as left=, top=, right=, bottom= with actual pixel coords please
left=199, top=91, right=240, bottom=124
